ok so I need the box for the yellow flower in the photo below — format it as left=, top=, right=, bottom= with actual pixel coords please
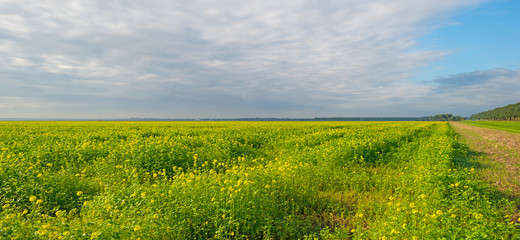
left=56, top=210, right=66, bottom=218
left=134, top=225, right=142, bottom=231
left=90, top=231, right=100, bottom=239
left=76, top=191, right=84, bottom=196
left=36, top=199, right=44, bottom=205
left=29, top=196, right=38, bottom=202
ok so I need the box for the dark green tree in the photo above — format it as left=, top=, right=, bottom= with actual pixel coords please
left=470, top=102, right=520, bottom=121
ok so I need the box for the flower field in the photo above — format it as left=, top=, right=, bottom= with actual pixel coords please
left=0, top=121, right=518, bottom=239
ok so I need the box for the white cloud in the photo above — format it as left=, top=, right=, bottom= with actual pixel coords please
left=1, top=0, right=506, bottom=118
left=0, top=96, right=45, bottom=109
left=393, top=68, right=520, bottom=117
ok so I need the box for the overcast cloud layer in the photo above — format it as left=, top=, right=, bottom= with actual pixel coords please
left=0, top=0, right=518, bottom=118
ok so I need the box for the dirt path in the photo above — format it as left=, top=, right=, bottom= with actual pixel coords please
left=450, top=122, right=520, bottom=197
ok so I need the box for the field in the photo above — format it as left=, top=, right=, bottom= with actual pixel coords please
left=0, top=121, right=518, bottom=239
left=462, top=121, right=520, bottom=133
left=451, top=122, right=520, bottom=208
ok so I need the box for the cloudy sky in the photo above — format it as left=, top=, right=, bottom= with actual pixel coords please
left=1, top=0, right=519, bottom=118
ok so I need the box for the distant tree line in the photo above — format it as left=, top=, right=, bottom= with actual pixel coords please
left=425, top=114, right=465, bottom=121
left=470, top=102, right=520, bottom=121
left=67, top=115, right=465, bottom=122
left=313, top=117, right=427, bottom=121
left=313, top=115, right=464, bottom=121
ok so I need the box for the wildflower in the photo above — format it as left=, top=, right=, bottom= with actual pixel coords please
left=76, top=191, right=84, bottom=196
left=29, top=196, right=37, bottom=202
left=36, top=199, right=43, bottom=205
left=56, top=210, right=66, bottom=218
left=90, top=231, right=100, bottom=239
left=134, top=225, right=142, bottom=231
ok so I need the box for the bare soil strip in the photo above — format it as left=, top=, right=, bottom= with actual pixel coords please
left=450, top=122, right=520, bottom=197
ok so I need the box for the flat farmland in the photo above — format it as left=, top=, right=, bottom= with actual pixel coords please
left=461, top=121, right=520, bottom=133
left=0, top=121, right=518, bottom=239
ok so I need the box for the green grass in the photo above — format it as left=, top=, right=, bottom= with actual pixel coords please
left=0, top=121, right=518, bottom=239
left=462, top=120, right=520, bottom=133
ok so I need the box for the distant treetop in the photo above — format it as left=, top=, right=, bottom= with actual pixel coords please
left=470, top=102, right=520, bottom=121
left=427, top=114, right=464, bottom=121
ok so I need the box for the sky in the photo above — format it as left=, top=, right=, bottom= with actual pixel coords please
left=1, top=0, right=519, bottom=118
